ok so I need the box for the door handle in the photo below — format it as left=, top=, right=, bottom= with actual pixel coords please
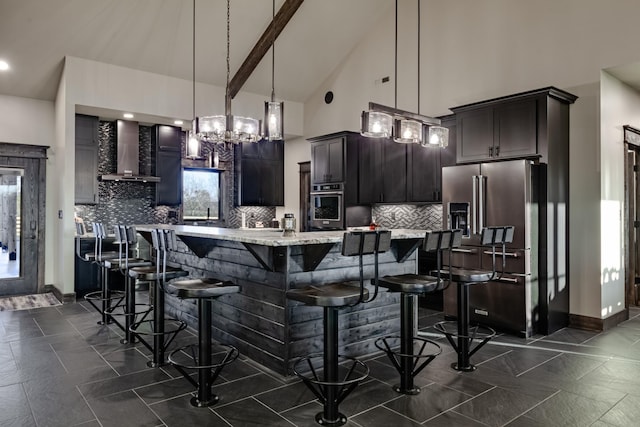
left=494, top=277, right=520, bottom=285
left=472, top=176, right=477, bottom=235
left=484, top=251, right=519, bottom=258
left=478, top=175, right=485, bottom=231
left=452, top=248, right=476, bottom=254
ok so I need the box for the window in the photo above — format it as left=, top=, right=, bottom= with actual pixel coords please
left=182, top=168, right=221, bottom=220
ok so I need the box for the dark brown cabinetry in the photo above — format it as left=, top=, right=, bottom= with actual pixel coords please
left=407, top=115, right=457, bottom=202
left=153, top=125, right=183, bottom=206
left=235, top=140, right=284, bottom=206
left=358, top=138, right=407, bottom=204
left=452, top=87, right=576, bottom=164
left=75, top=114, right=99, bottom=204
left=311, top=136, right=345, bottom=183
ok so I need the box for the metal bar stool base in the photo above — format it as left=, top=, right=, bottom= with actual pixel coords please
left=393, top=384, right=420, bottom=395
left=191, top=396, right=219, bottom=408
left=315, top=412, right=347, bottom=426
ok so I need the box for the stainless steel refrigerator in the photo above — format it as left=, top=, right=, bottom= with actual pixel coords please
left=442, top=159, right=542, bottom=337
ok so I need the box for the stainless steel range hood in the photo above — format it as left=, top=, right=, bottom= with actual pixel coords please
left=100, top=120, right=161, bottom=183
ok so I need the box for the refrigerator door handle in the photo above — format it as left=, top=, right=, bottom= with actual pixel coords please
left=472, top=175, right=478, bottom=235
left=478, top=175, right=485, bottom=231
left=452, top=248, right=477, bottom=254
left=494, top=277, right=520, bottom=285
left=483, top=250, right=520, bottom=258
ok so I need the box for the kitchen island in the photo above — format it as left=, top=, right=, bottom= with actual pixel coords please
left=135, top=225, right=428, bottom=375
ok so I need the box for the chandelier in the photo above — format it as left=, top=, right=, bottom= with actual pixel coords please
left=194, top=0, right=261, bottom=144
left=360, top=0, right=448, bottom=148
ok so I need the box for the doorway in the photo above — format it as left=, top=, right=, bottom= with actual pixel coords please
left=0, top=143, right=47, bottom=296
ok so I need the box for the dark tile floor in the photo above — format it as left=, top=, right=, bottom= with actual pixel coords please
left=2, top=301, right=640, bottom=427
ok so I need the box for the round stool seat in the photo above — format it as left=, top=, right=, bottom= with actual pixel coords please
left=434, top=268, right=493, bottom=284
left=378, top=274, right=448, bottom=294
left=168, top=278, right=239, bottom=299
left=128, top=265, right=188, bottom=281
left=287, top=282, right=368, bottom=307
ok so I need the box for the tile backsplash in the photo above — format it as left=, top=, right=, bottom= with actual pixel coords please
left=372, top=204, right=443, bottom=230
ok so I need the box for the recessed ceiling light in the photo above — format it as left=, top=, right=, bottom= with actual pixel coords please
left=0, top=60, right=9, bottom=71
left=174, top=120, right=184, bottom=125
left=123, top=113, right=134, bottom=119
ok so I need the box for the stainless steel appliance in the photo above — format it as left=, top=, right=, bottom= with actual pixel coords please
left=310, top=183, right=344, bottom=229
left=442, top=159, right=541, bottom=337
left=309, top=183, right=372, bottom=230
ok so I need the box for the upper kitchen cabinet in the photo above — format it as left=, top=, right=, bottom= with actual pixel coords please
left=359, top=137, right=407, bottom=204
left=75, top=114, right=99, bottom=204
left=310, top=135, right=344, bottom=183
left=153, top=125, right=183, bottom=205
left=308, top=132, right=359, bottom=206
left=452, top=87, right=577, bottom=164
left=235, top=140, right=284, bottom=206
left=407, top=115, right=457, bottom=203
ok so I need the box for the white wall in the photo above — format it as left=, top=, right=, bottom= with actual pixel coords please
left=599, top=71, right=640, bottom=318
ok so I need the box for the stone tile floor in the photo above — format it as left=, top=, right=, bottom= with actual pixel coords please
left=1, top=300, right=640, bottom=426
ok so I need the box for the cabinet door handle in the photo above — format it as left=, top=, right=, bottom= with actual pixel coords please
left=489, top=146, right=493, bottom=157
left=495, top=146, right=500, bottom=156
left=483, top=250, right=519, bottom=258
left=452, top=248, right=476, bottom=254
left=494, top=277, right=520, bottom=285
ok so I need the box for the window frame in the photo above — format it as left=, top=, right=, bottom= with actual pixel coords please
left=181, top=167, right=223, bottom=223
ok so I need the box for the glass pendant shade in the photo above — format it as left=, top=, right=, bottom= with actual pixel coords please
left=264, top=101, right=284, bottom=141
left=196, top=115, right=226, bottom=142
left=361, top=111, right=393, bottom=137
left=421, top=125, right=449, bottom=148
left=393, top=119, right=422, bottom=144
left=233, top=115, right=261, bottom=142
left=186, top=131, right=201, bottom=158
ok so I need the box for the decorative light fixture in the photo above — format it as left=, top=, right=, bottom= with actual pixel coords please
left=186, top=0, right=202, bottom=159
left=263, top=0, right=284, bottom=141
left=360, top=0, right=448, bottom=148
left=195, top=0, right=261, bottom=144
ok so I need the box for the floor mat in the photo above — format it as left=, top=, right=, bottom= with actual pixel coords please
left=0, top=292, right=62, bottom=311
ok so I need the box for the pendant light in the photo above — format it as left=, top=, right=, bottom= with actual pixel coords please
left=264, top=0, right=284, bottom=141
left=196, top=0, right=261, bottom=144
left=361, top=0, right=448, bottom=149
left=186, top=0, right=201, bottom=158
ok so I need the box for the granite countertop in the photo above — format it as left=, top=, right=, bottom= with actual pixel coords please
left=134, top=224, right=429, bottom=247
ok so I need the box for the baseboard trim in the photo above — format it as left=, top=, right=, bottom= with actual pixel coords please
left=569, top=308, right=629, bottom=332
left=44, top=284, right=76, bottom=304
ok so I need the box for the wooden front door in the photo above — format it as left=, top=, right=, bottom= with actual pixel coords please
left=0, top=143, right=47, bottom=296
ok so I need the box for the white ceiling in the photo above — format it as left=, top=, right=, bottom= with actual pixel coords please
left=0, top=0, right=392, bottom=103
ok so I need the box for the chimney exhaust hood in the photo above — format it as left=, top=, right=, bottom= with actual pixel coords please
left=100, top=120, right=161, bottom=183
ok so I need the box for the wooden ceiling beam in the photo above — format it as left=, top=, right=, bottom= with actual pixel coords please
left=227, top=0, right=304, bottom=100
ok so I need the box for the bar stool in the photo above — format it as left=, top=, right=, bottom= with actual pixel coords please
left=434, top=226, right=514, bottom=372
left=84, top=222, right=123, bottom=325
left=104, top=225, right=153, bottom=344
left=374, top=229, right=460, bottom=395
left=287, top=230, right=391, bottom=427
left=167, top=278, right=240, bottom=407
left=129, top=229, right=188, bottom=367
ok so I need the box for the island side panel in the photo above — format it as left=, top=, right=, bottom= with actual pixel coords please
left=162, top=238, right=291, bottom=373
left=285, top=241, right=417, bottom=374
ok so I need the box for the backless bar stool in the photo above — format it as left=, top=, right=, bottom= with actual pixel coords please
left=434, top=226, right=514, bottom=372
left=375, top=229, right=460, bottom=394
left=287, top=230, right=391, bottom=427
left=104, top=225, right=153, bottom=344
left=84, top=222, right=123, bottom=325
left=129, top=229, right=188, bottom=367
left=167, top=277, right=240, bottom=407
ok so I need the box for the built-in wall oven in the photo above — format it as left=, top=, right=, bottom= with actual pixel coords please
left=310, top=183, right=343, bottom=230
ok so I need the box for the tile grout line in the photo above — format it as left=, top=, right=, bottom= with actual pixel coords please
left=500, top=388, right=562, bottom=426
left=422, top=385, right=498, bottom=425
left=251, top=396, right=297, bottom=426
left=75, top=384, right=105, bottom=427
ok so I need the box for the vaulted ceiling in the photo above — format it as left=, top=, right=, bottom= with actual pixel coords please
left=0, top=0, right=392, bottom=103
